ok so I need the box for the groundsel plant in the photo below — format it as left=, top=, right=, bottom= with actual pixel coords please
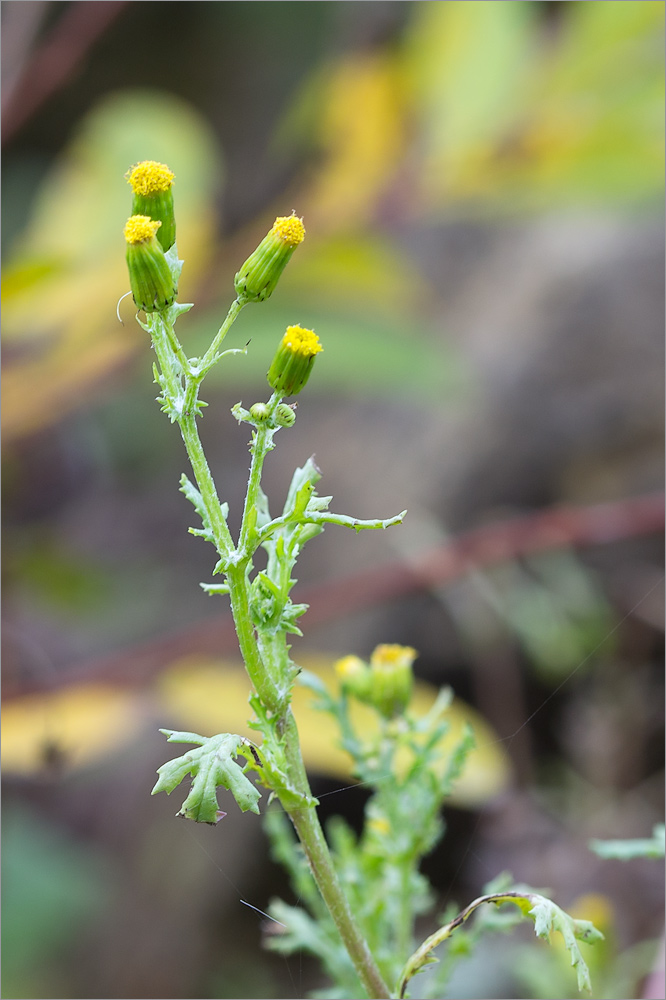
left=123, top=161, right=603, bottom=999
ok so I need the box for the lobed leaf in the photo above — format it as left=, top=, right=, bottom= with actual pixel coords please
left=152, top=730, right=261, bottom=823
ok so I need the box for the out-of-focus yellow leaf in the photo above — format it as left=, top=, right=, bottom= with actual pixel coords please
left=10, top=88, right=221, bottom=271
left=1, top=684, right=143, bottom=774
left=156, top=655, right=511, bottom=808
left=1, top=90, right=223, bottom=442
left=299, top=53, right=406, bottom=231
left=2, top=654, right=511, bottom=807
left=282, top=234, right=426, bottom=316
left=404, top=0, right=535, bottom=172
left=403, top=0, right=664, bottom=211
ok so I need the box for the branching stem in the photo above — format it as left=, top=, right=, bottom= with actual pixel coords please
left=149, top=306, right=391, bottom=999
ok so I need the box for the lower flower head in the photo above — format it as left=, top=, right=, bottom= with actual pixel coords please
left=124, top=215, right=177, bottom=312
left=124, top=215, right=162, bottom=244
left=267, top=325, right=322, bottom=396
left=234, top=214, right=305, bottom=303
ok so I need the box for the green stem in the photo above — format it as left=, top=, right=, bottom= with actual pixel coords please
left=163, top=311, right=192, bottom=374
left=179, top=414, right=235, bottom=558
left=147, top=301, right=390, bottom=998
left=397, top=864, right=412, bottom=962
left=178, top=298, right=247, bottom=418
left=226, top=566, right=284, bottom=711
left=149, top=311, right=234, bottom=559
left=280, top=710, right=392, bottom=999
left=202, top=296, right=245, bottom=368
left=148, top=313, right=183, bottom=402
left=238, top=392, right=280, bottom=557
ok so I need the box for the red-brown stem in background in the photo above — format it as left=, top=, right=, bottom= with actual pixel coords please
left=3, top=491, right=663, bottom=698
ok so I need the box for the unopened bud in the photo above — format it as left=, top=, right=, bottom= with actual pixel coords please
left=274, top=403, right=296, bottom=427
left=249, top=403, right=271, bottom=422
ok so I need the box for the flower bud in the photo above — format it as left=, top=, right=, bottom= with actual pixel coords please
left=367, top=644, right=416, bottom=718
left=274, top=403, right=296, bottom=427
left=334, top=655, right=371, bottom=701
left=126, top=161, right=176, bottom=251
left=235, top=215, right=305, bottom=302
left=249, top=402, right=270, bottom=422
left=267, top=325, right=322, bottom=396
left=124, top=215, right=177, bottom=312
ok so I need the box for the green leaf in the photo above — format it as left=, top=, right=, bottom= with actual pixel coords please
left=283, top=458, right=322, bottom=517
left=180, top=473, right=227, bottom=546
left=527, top=894, right=602, bottom=992
left=152, top=730, right=261, bottom=823
left=397, top=889, right=604, bottom=998
left=199, top=581, right=230, bottom=596
left=589, top=824, right=665, bottom=860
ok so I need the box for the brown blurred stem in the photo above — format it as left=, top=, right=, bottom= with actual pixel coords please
left=4, top=491, right=663, bottom=697
left=2, top=1, right=130, bottom=143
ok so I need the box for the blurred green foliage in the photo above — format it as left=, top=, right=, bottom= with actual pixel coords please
left=2, top=804, right=113, bottom=1000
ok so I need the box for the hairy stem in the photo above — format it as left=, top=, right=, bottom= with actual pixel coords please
left=202, top=296, right=245, bottom=368
left=237, top=392, right=279, bottom=558
left=225, top=566, right=284, bottom=711
left=280, top=710, right=392, bottom=999
left=179, top=415, right=235, bottom=558
left=150, top=303, right=390, bottom=998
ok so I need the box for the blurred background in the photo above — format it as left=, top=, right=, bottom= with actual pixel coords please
left=2, top=2, right=664, bottom=998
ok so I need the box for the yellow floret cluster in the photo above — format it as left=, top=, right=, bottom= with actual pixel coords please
left=282, top=325, right=323, bottom=357
left=272, top=215, right=306, bottom=247
left=370, top=645, right=417, bottom=668
left=126, top=160, right=175, bottom=196
left=334, top=655, right=366, bottom=680
left=124, top=215, right=162, bottom=244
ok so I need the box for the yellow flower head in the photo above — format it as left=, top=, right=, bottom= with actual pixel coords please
left=267, top=325, right=322, bottom=396
left=334, top=655, right=371, bottom=701
left=368, top=644, right=416, bottom=718
left=235, top=214, right=305, bottom=303
left=281, top=325, right=323, bottom=358
left=370, top=645, right=418, bottom=670
left=126, top=161, right=175, bottom=196
left=335, top=655, right=367, bottom=681
left=272, top=214, right=306, bottom=247
left=124, top=215, right=162, bottom=245
left=124, top=215, right=176, bottom=312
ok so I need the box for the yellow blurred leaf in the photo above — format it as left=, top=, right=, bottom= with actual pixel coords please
left=403, top=0, right=664, bottom=211
left=299, top=53, right=406, bottom=231
left=2, top=653, right=511, bottom=808
left=157, top=654, right=511, bottom=808
left=283, top=233, right=426, bottom=316
left=2, top=90, right=224, bottom=442
left=1, top=684, right=143, bottom=774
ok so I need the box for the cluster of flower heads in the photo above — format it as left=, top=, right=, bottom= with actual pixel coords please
left=123, top=161, right=320, bottom=395
left=124, top=161, right=178, bottom=312
left=335, top=644, right=417, bottom=719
